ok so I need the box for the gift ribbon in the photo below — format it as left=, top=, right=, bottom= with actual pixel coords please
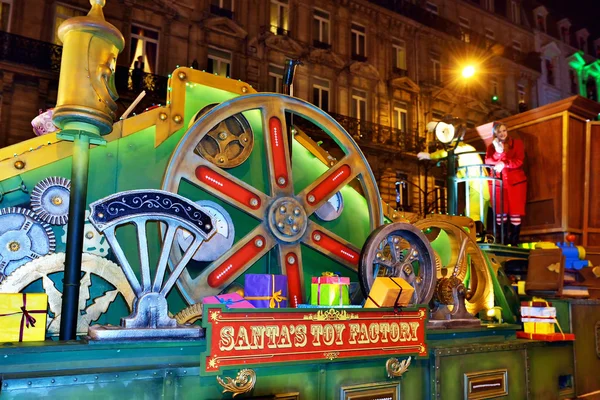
left=245, top=275, right=287, bottom=308
left=367, top=277, right=404, bottom=313
left=316, top=276, right=346, bottom=306
left=524, top=316, right=567, bottom=340
left=217, top=297, right=246, bottom=306
left=0, top=293, right=46, bottom=342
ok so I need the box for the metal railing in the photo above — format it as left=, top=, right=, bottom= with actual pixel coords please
left=0, top=31, right=62, bottom=73
left=313, top=40, right=331, bottom=50
left=210, top=5, right=234, bottom=19
left=114, top=65, right=168, bottom=100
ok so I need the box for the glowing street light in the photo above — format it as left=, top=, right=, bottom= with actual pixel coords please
left=462, top=65, right=476, bottom=79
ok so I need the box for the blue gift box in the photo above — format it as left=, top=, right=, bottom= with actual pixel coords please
left=244, top=274, right=288, bottom=308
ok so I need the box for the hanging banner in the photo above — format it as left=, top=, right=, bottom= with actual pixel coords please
left=202, top=305, right=428, bottom=374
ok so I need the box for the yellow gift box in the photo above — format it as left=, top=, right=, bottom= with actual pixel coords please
left=364, top=277, right=414, bottom=308
left=0, top=293, right=48, bottom=343
left=523, top=321, right=555, bottom=335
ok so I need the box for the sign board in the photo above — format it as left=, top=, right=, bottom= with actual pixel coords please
left=202, top=305, right=428, bottom=374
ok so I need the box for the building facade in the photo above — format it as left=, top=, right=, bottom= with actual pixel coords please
left=0, top=0, right=597, bottom=219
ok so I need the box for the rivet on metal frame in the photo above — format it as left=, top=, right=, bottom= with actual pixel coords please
left=173, top=115, right=183, bottom=124
left=159, top=112, right=168, bottom=121
left=386, top=356, right=411, bottom=379
left=217, top=369, right=256, bottom=397
left=177, top=71, right=187, bottom=80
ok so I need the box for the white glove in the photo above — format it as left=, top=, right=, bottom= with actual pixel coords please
left=417, top=152, right=431, bottom=160
left=493, top=161, right=505, bottom=173
left=492, top=138, right=504, bottom=153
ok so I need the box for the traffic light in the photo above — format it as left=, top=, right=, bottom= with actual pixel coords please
left=491, top=94, right=499, bottom=103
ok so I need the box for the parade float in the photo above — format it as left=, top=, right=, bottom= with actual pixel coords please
left=1, top=1, right=600, bottom=399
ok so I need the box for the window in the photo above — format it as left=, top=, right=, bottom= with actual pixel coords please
left=268, top=64, right=284, bottom=93
left=536, top=14, right=545, bottom=32
left=459, top=17, right=470, bottom=43
left=392, top=40, right=407, bottom=71
left=312, top=77, right=330, bottom=113
left=517, top=84, right=525, bottom=104
left=0, top=0, right=12, bottom=32
left=485, top=28, right=495, bottom=42
left=351, top=89, right=367, bottom=120
left=569, top=69, right=578, bottom=94
left=510, top=1, right=520, bottom=24
left=53, top=3, right=86, bottom=44
left=207, top=46, right=232, bottom=77
left=270, top=0, right=289, bottom=35
left=395, top=173, right=410, bottom=211
left=484, top=0, right=494, bottom=12
left=313, top=8, right=330, bottom=45
left=431, top=53, right=441, bottom=85
left=425, top=2, right=438, bottom=15
left=545, top=59, right=554, bottom=85
left=130, top=24, right=159, bottom=74
left=434, top=179, right=446, bottom=214
left=490, top=76, right=498, bottom=96
left=351, top=23, right=366, bottom=59
left=393, top=105, right=408, bottom=132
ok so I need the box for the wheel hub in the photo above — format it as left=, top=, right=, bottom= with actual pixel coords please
left=268, top=197, right=307, bottom=242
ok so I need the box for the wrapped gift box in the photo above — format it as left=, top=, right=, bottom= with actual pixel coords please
left=521, top=303, right=556, bottom=335
left=244, top=274, right=288, bottom=308
left=310, top=275, right=350, bottom=306
left=364, top=277, right=414, bottom=308
left=203, top=293, right=255, bottom=309
left=0, top=293, right=48, bottom=343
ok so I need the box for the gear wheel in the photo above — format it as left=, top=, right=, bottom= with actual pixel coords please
left=174, top=302, right=204, bottom=325
left=0, top=252, right=135, bottom=336
left=0, top=207, right=56, bottom=280
left=30, top=177, right=71, bottom=225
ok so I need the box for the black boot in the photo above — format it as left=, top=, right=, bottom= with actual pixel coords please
left=495, top=222, right=510, bottom=245
left=509, top=224, right=521, bottom=246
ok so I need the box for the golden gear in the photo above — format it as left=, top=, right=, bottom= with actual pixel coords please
left=174, top=302, right=204, bottom=325
left=414, top=215, right=493, bottom=315
left=0, top=252, right=135, bottom=336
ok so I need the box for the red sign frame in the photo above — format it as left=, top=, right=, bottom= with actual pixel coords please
left=201, top=305, right=428, bottom=374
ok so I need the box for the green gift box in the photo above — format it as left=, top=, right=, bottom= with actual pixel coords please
left=310, top=276, right=350, bottom=306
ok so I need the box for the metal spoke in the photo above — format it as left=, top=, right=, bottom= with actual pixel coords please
left=296, top=153, right=361, bottom=216
left=153, top=223, right=178, bottom=292
left=303, top=220, right=361, bottom=273
left=262, top=101, right=294, bottom=197
left=278, top=243, right=304, bottom=307
left=175, top=224, right=276, bottom=302
left=167, top=149, right=270, bottom=221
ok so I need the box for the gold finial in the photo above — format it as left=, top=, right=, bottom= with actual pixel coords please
left=88, top=0, right=107, bottom=19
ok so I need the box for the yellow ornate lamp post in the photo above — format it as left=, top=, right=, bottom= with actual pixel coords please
left=52, top=0, right=124, bottom=340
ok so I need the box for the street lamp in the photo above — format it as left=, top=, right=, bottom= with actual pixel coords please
left=462, top=65, right=476, bottom=79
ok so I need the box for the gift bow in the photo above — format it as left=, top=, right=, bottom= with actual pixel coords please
left=245, top=275, right=287, bottom=308
left=0, top=293, right=47, bottom=342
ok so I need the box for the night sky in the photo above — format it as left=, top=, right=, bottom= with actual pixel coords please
left=541, top=0, right=600, bottom=38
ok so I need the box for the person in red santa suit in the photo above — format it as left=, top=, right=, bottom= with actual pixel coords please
left=485, top=123, right=527, bottom=245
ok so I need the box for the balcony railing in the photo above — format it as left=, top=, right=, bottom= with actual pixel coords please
left=313, top=40, right=332, bottom=50
left=269, top=25, right=290, bottom=36
left=0, top=31, right=62, bottom=73
left=296, top=112, right=424, bottom=154
left=114, top=65, right=168, bottom=100
left=210, top=5, right=234, bottom=19
left=391, top=67, right=408, bottom=77
left=351, top=53, right=368, bottom=62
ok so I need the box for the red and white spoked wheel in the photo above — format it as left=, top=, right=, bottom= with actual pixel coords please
left=163, top=94, right=383, bottom=306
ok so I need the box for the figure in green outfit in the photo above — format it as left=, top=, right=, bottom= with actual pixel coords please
left=418, top=143, right=490, bottom=226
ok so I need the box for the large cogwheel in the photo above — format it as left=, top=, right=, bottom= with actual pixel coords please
left=0, top=252, right=135, bottom=336
left=30, top=176, right=71, bottom=225
left=0, top=207, right=56, bottom=280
